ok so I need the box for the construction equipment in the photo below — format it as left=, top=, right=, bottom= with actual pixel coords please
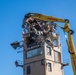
left=22, top=13, right=76, bottom=75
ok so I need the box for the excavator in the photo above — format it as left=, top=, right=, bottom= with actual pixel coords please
left=23, top=13, right=76, bottom=75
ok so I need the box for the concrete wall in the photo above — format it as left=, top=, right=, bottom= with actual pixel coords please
left=24, top=40, right=64, bottom=75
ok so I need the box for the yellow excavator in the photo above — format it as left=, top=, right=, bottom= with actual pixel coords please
left=25, top=13, right=76, bottom=75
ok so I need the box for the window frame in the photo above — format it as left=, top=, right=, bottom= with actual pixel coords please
left=53, top=39, right=58, bottom=46
left=26, top=47, right=43, bottom=59
left=54, top=50, right=61, bottom=63
left=27, top=65, right=31, bottom=74
left=46, top=46, right=51, bottom=55
left=47, top=62, right=52, bottom=72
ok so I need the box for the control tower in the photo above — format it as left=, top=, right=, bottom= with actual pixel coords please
left=22, top=13, right=64, bottom=75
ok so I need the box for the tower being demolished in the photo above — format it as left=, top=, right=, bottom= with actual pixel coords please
left=22, top=13, right=64, bottom=75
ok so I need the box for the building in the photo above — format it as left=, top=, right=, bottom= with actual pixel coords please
left=23, top=32, right=64, bottom=75
left=10, top=13, right=70, bottom=75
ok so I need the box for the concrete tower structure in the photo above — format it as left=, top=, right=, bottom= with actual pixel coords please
left=23, top=32, right=63, bottom=75
left=21, top=13, right=65, bottom=75
left=11, top=13, right=74, bottom=75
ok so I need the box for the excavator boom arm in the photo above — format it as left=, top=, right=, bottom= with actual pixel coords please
left=32, top=13, right=66, bottom=22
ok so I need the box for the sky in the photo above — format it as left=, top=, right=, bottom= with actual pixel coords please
left=0, top=0, right=76, bottom=75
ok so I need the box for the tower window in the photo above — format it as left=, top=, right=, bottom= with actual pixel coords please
left=48, top=63, right=52, bottom=71
left=46, top=46, right=51, bottom=55
left=27, top=66, right=31, bottom=74
left=53, top=39, right=58, bottom=46
left=26, top=47, right=43, bottom=58
left=54, top=50, right=61, bottom=63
